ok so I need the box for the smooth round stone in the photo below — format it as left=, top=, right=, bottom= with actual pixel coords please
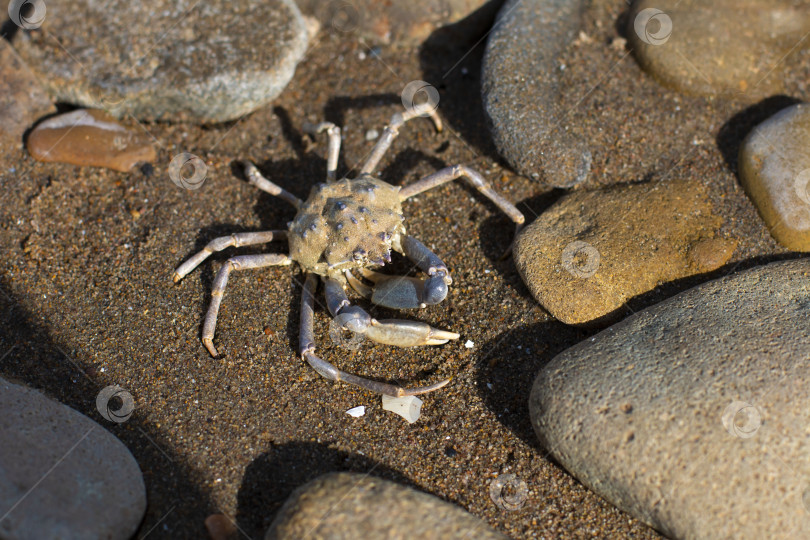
left=529, top=258, right=810, bottom=539
left=739, top=103, right=810, bottom=251
left=512, top=178, right=730, bottom=324
left=265, top=472, right=506, bottom=539
left=628, top=0, right=810, bottom=99
left=27, top=109, right=157, bottom=172
left=296, top=0, right=493, bottom=47
left=482, top=0, right=591, bottom=187
left=0, top=38, right=54, bottom=151
left=13, top=0, right=308, bottom=123
left=0, top=378, right=146, bottom=539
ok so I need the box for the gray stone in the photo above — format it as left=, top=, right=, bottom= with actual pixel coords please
left=13, top=0, right=308, bottom=123
left=530, top=258, right=810, bottom=539
left=265, top=472, right=506, bottom=540
left=0, top=38, right=54, bottom=151
left=0, top=378, right=146, bottom=540
left=739, top=102, right=810, bottom=251
left=628, top=0, right=810, bottom=100
left=482, top=0, right=591, bottom=187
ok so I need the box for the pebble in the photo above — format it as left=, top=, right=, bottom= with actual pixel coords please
left=26, top=109, right=157, bottom=172
left=482, top=0, right=591, bottom=187
left=0, top=38, right=54, bottom=151
left=265, top=472, right=506, bottom=539
left=205, top=513, right=238, bottom=540
left=739, top=103, right=810, bottom=251
left=529, top=258, right=810, bottom=539
left=513, top=178, right=730, bottom=324
left=628, top=0, right=810, bottom=99
left=296, top=0, right=494, bottom=47
left=13, top=0, right=308, bottom=123
left=0, top=378, right=146, bottom=539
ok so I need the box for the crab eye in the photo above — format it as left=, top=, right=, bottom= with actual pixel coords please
left=352, top=248, right=366, bottom=260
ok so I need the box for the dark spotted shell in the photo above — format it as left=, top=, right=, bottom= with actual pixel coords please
left=288, top=176, right=405, bottom=276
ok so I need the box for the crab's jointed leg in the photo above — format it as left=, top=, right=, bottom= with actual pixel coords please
left=201, top=253, right=291, bottom=357
left=300, top=274, right=453, bottom=396
left=302, top=122, right=341, bottom=182
left=173, top=230, right=287, bottom=282
left=400, top=165, right=525, bottom=240
left=242, top=161, right=302, bottom=208
left=360, top=102, right=442, bottom=175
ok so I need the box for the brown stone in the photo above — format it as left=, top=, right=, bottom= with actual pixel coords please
left=628, top=0, right=810, bottom=100
left=26, top=109, right=156, bottom=172
left=513, top=178, right=725, bottom=324
left=688, top=237, right=738, bottom=271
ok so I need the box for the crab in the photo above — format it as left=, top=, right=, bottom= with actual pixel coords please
left=173, top=103, right=525, bottom=396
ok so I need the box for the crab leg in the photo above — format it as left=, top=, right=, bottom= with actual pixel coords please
left=202, top=253, right=291, bottom=357
left=302, top=122, right=341, bottom=182
left=242, top=161, right=302, bottom=208
left=304, top=275, right=453, bottom=396
left=360, top=102, right=442, bottom=175
left=173, top=230, right=287, bottom=282
left=400, top=165, right=525, bottom=238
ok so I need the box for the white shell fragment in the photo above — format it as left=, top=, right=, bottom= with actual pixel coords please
left=382, top=395, right=423, bottom=423
left=346, top=406, right=365, bottom=418
left=464, top=340, right=475, bottom=348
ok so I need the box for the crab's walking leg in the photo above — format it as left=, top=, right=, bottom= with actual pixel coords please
left=400, top=165, right=525, bottom=236
left=202, top=253, right=291, bottom=357
left=242, top=161, right=302, bottom=208
left=302, top=122, right=341, bottom=182
left=299, top=275, right=452, bottom=396
left=173, top=230, right=287, bottom=282
left=360, top=102, right=443, bottom=175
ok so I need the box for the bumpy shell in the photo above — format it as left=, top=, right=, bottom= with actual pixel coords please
left=288, top=176, right=405, bottom=276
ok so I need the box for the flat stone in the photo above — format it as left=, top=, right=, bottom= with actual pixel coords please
left=0, top=378, right=146, bottom=539
left=628, top=0, right=810, bottom=99
left=529, top=258, right=810, bottom=539
left=26, top=109, right=157, bottom=172
left=482, top=0, right=591, bottom=187
left=513, top=178, right=729, bottom=324
left=13, top=0, right=308, bottom=123
left=739, top=103, right=810, bottom=251
left=0, top=38, right=54, bottom=151
left=265, top=472, right=506, bottom=540
left=296, top=0, right=493, bottom=47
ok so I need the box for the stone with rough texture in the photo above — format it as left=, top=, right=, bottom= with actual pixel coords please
left=529, top=258, right=810, bottom=539
left=13, top=0, right=308, bottom=123
left=739, top=103, right=810, bottom=251
left=265, top=472, right=506, bottom=540
left=296, top=0, right=495, bottom=47
left=0, top=377, right=146, bottom=540
left=482, top=0, right=591, bottom=187
left=513, top=178, right=730, bottom=324
left=26, top=109, right=157, bottom=171
left=0, top=38, right=54, bottom=151
left=628, top=0, right=810, bottom=100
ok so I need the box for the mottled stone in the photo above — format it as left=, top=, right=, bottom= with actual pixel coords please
left=0, top=378, right=146, bottom=539
left=13, top=0, right=308, bottom=123
left=0, top=38, right=54, bottom=151
left=482, top=0, right=591, bottom=187
left=628, top=0, right=810, bottom=99
left=26, top=109, right=157, bottom=172
left=265, top=472, right=506, bottom=539
left=739, top=103, right=810, bottom=251
left=296, top=0, right=494, bottom=47
left=530, top=258, right=810, bottom=539
left=513, top=179, right=728, bottom=324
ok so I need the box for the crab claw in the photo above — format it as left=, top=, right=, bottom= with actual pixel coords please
left=349, top=269, right=451, bottom=309
left=365, top=319, right=459, bottom=347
